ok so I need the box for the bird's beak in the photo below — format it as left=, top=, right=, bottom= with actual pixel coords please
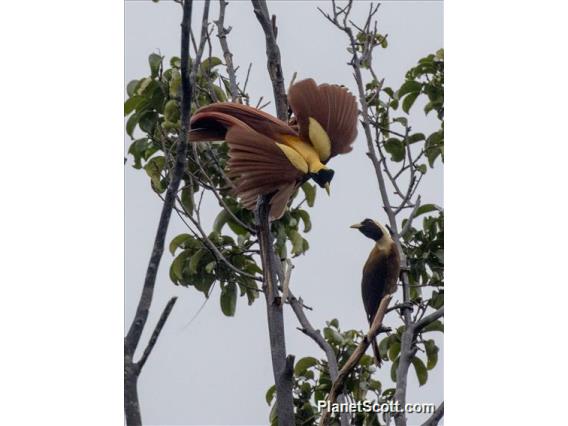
left=324, top=182, right=331, bottom=196
left=350, top=223, right=362, bottom=229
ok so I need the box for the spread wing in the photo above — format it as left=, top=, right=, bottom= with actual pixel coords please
left=288, top=78, right=358, bottom=162
left=225, top=126, right=303, bottom=219
left=189, top=102, right=296, bottom=142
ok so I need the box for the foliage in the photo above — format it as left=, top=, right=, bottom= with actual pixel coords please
left=267, top=320, right=388, bottom=426
left=125, top=53, right=317, bottom=316
left=364, top=48, right=444, bottom=170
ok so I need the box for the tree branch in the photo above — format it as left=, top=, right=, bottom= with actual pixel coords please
left=319, top=294, right=392, bottom=426
left=420, top=401, right=444, bottom=426
left=255, top=195, right=295, bottom=425
left=124, top=1, right=194, bottom=425
left=215, top=0, right=240, bottom=102
left=414, top=307, right=444, bottom=334
left=251, top=0, right=287, bottom=120
left=136, top=297, right=178, bottom=371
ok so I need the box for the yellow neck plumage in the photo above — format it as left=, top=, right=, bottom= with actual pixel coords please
left=274, top=117, right=332, bottom=174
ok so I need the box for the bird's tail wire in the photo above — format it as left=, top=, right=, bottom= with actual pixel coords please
left=371, top=337, right=383, bottom=368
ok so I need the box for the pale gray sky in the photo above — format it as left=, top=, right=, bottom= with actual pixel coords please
left=125, top=1, right=443, bottom=425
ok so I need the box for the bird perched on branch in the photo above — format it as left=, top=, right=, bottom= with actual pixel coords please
left=189, top=78, right=358, bottom=219
left=351, top=218, right=400, bottom=366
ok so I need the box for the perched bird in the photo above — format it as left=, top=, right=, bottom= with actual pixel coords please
left=189, top=78, right=358, bottom=219
left=351, top=218, right=401, bottom=366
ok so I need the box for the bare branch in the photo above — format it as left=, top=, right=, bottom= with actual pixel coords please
left=251, top=0, right=287, bottom=120
left=136, top=297, right=178, bottom=371
left=215, top=0, right=240, bottom=102
left=414, top=307, right=444, bottom=334
left=420, top=402, right=444, bottom=426
left=124, top=1, right=194, bottom=424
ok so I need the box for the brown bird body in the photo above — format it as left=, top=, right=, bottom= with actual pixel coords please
left=352, top=219, right=400, bottom=366
left=189, top=78, right=358, bottom=219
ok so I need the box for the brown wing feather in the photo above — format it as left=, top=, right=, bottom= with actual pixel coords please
left=189, top=102, right=296, bottom=142
left=225, top=126, right=303, bottom=219
left=361, top=243, right=400, bottom=324
left=288, top=78, right=359, bottom=159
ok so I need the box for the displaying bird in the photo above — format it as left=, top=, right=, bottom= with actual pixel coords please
left=189, top=78, right=358, bottom=219
left=351, top=218, right=401, bottom=366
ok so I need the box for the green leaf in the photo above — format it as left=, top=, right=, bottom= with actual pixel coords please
left=170, top=56, right=181, bottom=68
left=323, top=327, right=345, bottom=345
left=205, top=261, right=216, bottom=274
left=200, top=56, right=222, bottom=73
left=390, top=357, right=400, bottom=382
left=126, top=112, right=139, bottom=138
left=383, top=87, right=394, bottom=98
left=402, top=91, right=420, bottom=114
left=149, top=53, right=162, bottom=78
left=170, top=250, right=190, bottom=284
left=378, top=335, right=392, bottom=361
left=384, top=138, right=405, bottom=162
left=388, top=340, right=401, bottom=361
left=169, top=233, right=192, bottom=256
left=411, top=356, right=428, bottom=386
left=296, top=210, right=312, bottom=233
left=407, top=133, right=425, bottom=144
left=422, top=319, right=444, bottom=333
left=301, top=182, right=316, bottom=207
left=213, top=209, right=230, bottom=233
left=164, top=99, right=180, bottom=122
left=393, top=117, right=408, bottom=127
left=294, top=357, right=318, bottom=376
left=424, top=340, right=439, bottom=370
left=398, top=80, right=422, bottom=98
left=124, top=96, right=144, bottom=116
left=265, top=385, right=276, bottom=405
left=138, top=110, right=158, bottom=133
left=189, top=249, right=205, bottom=274
left=269, top=401, right=278, bottom=425
left=169, top=70, right=181, bottom=98
left=415, top=204, right=441, bottom=217
left=220, top=282, right=237, bottom=316
left=417, top=164, right=427, bottom=174
left=287, top=229, right=306, bottom=256
left=180, top=186, right=194, bottom=215
left=127, top=80, right=139, bottom=97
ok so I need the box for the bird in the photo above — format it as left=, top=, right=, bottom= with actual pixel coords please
left=351, top=218, right=401, bottom=366
left=188, top=78, right=358, bottom=219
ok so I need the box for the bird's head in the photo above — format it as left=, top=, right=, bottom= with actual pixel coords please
left=350, top=218, right=392, bottom=242
left=310, top=167, right=335, bottom=195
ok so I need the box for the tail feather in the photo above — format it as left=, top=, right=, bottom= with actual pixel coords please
left=371, top=338, right=383, bottom=367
